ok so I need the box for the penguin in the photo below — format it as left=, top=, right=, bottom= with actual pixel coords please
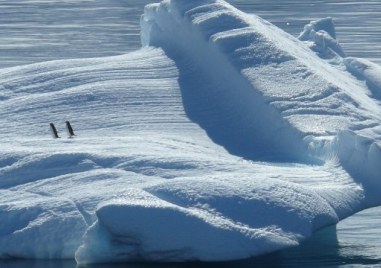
left=66, top=121, right=75, bottom=138
left=50, top=123, right=60, bottom=138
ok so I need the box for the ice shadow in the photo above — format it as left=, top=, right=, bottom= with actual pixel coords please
left=3, top=224, right=380, bottom=268
left=165, top=50, right=316, bottom=164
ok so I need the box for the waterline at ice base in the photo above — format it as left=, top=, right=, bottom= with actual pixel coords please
left=0, top=0, right=380, bottom=264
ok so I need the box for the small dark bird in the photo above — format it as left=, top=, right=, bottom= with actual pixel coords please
left=66, top=121, right=75, bottom=137
left=50, top=123, right=60, bottom=138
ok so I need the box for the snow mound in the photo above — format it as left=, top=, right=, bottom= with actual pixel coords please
left=77, top=173, right=360, bottom=263
left=344, top=57, right=381, bottom=99
left=0, top=0, right=380, bottom=264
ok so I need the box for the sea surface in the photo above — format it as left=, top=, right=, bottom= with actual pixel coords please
left=0, top=0, right=380, bottom=267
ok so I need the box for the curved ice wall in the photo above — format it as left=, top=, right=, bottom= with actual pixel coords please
left=141, top=0, right=381, bottom=204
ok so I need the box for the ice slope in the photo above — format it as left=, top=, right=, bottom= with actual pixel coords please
left=0, top=47, right=362, bottom=263
left=0, top=0, right=379, bottom=264
left=141, top=0, right=381, bottom=204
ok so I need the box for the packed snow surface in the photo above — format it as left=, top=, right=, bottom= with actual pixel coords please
left=0, top=0, right=380, bottom=264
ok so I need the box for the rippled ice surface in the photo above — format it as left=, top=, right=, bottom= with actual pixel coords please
left=0, top=0, right=152, bottom=67
left=0, top=0, right=380, bottom=267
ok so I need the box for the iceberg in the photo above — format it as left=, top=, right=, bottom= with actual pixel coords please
left=0, top=0, right=380, bottom=264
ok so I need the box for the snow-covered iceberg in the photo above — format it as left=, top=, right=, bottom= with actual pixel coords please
left=0, top=0, right=380, bottom=264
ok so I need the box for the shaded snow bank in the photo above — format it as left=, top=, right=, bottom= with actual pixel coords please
left=141, top=0, right=309, bottom=162
left=140, top=0, right=381, bottom=203
left=344, top=57, right=381, bottom=99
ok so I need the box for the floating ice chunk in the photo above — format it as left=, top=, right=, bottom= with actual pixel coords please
left=299, top=17, right=345, bottom=58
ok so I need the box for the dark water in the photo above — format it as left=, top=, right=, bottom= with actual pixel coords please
left=0, top=0, right=380, bottom=267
